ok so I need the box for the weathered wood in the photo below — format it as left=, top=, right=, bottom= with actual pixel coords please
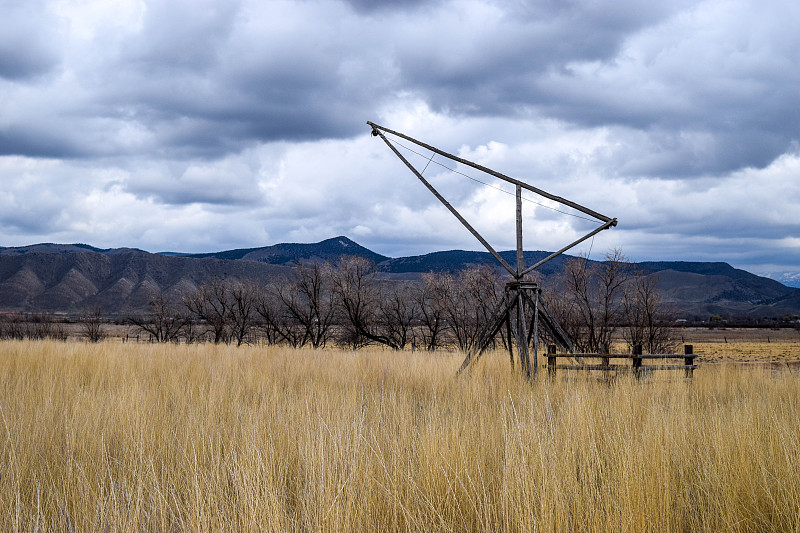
left=372, top=127, right=517, bottom=276
left=516, top=184, right=524, bottom=276
left=543, top=344, right=697, bottom=377
left=367, top=121, right=614, bottom=223
left=457, top=293, right=516, bottom=373
left=549, top=364, right=697, bottom=371
left=547, top=352, right=695, bottom=359
left=520, top=218, right=618, bottom=276
left=514, top=184, right=531, bottom=378
left=475, top=293, right=515, bottom=357
left=506, top=313, right=514, bottom=370
left=532, top=289, right=539, bottom=373
left=632, top=344, right=643, bottom=378
left=547, top=344, right=557, bottom=377
left=632, top=344, right=643, bottom=377
left=537, top=298, right=576, bottom=354
left=517, top=292, right=531, bottom=378
left=368, top=121, right=621, bottom=380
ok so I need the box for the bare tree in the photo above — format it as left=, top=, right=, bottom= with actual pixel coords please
left=181, top=315, right=202, bottom=344
left=129, top=291, right=186, bottom=343
left=558, top=249, right=632, bottom=353
left=376, top=282, right=418, bottom=350
left=622, top=272, right=677, bottom=353
left=331, top=255, right=399, bottom=349
left=275, top=263, right=337, bottom=348
left=253, top=287, right=291, bottom=346
left=0, top=313, right=67, bottom=341
left=185, top=278, right=232, bottom=344
left=79, top=307, right=106, bottom=343
left=443, top=265, right=503, bottom=352
left=415, top=272, right=450, bottom=351
left=229, top=280, right=258, bottom=346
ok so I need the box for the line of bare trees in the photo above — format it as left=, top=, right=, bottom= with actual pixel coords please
left=128, top=251, right=677, bottom=353
left=0, top=313, right=69, bottom=341
left=544, top=249, right=677, bottom=354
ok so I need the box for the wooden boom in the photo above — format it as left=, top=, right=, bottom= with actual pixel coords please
left=368, top=121, right=616, bottom=224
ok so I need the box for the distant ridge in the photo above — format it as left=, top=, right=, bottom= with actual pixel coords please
left=378, top=250, right=572, bottom=276
left=0, top=249, right=289, bottom=315
left=178, top=236, right=390, bottom=266
left=636, top=261, right=792, bottom=309
left=0, top=243, right=146, bottom=255
left=0, top=236, right=797, bottom=319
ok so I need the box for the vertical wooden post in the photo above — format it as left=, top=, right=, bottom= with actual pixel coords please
left=516, top=185, right=524, bottom=277
left=684, top=344, right=695, bottom=378
left=514, top=184, right=533, bottom=379
left=601, top=343, right=610, bottom=368
left=632, top=344, right=642, bottom=378
left=532, top=289, right=539, bottom=375
left=547, top=344, right=557, bottom=377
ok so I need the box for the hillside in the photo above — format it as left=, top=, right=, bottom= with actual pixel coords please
left=0, top=238, right=797, bottom=319
left=378, top=250, right=570, bottom=277
left=181, top=236, right=389, bottom=265
left=637, top=262, right=795, bottom=319
left=0, top=250, right=289, bottom=315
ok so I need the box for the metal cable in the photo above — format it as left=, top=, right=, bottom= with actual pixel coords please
left=387, top=134, right=601, bottom=225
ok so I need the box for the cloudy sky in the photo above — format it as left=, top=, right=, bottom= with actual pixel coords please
left=1, top=0, right=799, bottom=276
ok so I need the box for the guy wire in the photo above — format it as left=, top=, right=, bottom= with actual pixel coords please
left=387, top=134, right=601, bottom=225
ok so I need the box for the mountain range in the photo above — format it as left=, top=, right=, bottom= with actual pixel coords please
left=760, top=271, right=800, bottom=289
left=0, top=236, right=797, bottom=320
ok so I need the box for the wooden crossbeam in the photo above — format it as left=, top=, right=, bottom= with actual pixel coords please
left=368, top=121, right=614, bottom=223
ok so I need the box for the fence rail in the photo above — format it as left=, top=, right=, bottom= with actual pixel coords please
left=546, top=344, right=697, bottom=378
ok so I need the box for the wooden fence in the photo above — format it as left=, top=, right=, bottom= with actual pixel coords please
left=545, top=344, right=697, bottom=378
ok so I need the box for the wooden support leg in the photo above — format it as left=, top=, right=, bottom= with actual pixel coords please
left=506, top=313, right=514, bottom=370
left=457, top=294, right=517, bottom=374
left=547, top=344, right=557, bottom=377
left=516, top=292, right=530, bottom=379
left=684, top=344, right=694, bottom=378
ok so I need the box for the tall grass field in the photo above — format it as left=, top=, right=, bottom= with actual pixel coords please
left=1, top=340, right=799, bottom=532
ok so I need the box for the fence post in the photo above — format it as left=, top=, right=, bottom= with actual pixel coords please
left=632, top=344, right=642, bottom=378
left=684, top=345, right=695, bottom=378
left=547, top=345, right=557, bottom=377
left=601, top=343, right=610, bottom=368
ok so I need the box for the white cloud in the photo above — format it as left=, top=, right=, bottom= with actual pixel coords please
left=0, top=0, right=797, bottom=273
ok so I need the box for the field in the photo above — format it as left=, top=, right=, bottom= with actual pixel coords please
left=1, top=340, right=799, bottom=532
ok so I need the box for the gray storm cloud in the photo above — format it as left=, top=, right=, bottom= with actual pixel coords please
left=0, top=0, right=798, bottom=275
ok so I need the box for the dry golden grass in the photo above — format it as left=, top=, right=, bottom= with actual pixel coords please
left=688, top=341, right=800, bottom=365
left=1, top=340, right=799, bottom=532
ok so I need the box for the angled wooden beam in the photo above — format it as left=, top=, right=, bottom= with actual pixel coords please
left=372, top=127, right=517, bottom=276
left=368, top=121, right=613, bottom=223
left=519, top=218, right=617, bottom=277
left=516, top=291, right=531, bottom=378
left=521, top=290, right=582, bottom=366
left=536, top=297, right=576, bottom=355
left=457, top=293, right=517, bottom=374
